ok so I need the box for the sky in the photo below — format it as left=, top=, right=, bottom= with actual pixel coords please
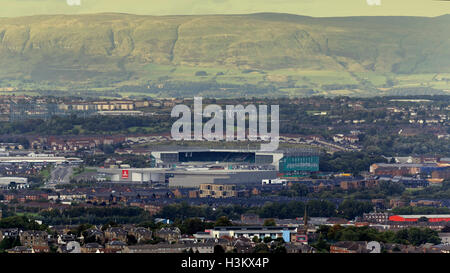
left=0, top=0, right=449, bottom=18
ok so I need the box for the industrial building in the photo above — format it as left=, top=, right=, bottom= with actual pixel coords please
left=206, top=226, right=299, bottom=242
left=0, top=177, right=29, bottom=189
left=262, top=178, right=288, bottom=185
left=0, top=153, right=82, bottom=165
left=389, top=215, right=450, bottom=223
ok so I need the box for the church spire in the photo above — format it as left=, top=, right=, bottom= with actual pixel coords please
left=304, top=205, right=308, bottom=228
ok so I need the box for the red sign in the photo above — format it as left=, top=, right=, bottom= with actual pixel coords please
left=122, top=170, right=129, bottom=179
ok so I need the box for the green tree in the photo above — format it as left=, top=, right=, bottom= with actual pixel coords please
left=0, top=236, right=21, bottom=251
left=181, top=218, right=210, bottom=235
left=215, top=216, right=232, bottom=227
left=292, top=184, right=310, bottom=196
left=272, top=245, right=287, bottom=253
left=263, top=219, right=276, bottom=226
left=338, top=199, right=372, bottom=220
left=253, top=243, right=270, bottom=253
left=311, top=236, right=329, bottom=253
left=397, top=228, right=441, bottom=246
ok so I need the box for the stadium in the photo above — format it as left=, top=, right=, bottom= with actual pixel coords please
left=151, top=148, right=320, bottom=174
left=99, top=148, right=320, bottom=188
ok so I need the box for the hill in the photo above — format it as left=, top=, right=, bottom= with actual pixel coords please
left=0, top=13, right=449, bottom=97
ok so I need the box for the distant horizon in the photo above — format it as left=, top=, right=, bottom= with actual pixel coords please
left=0, top=0, right=449, bottom=18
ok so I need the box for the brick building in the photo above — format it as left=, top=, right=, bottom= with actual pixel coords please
left=199, top=184, right=237, bottom=198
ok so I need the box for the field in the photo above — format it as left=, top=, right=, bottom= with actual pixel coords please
left=0, top=13, right=449, bottom=97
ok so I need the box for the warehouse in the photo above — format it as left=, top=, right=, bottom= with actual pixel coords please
left=0, top=177, right=29, bottom=189
left=207, top=226, right=298, bottom=242
left=0, top=153, right=82, bottom=164
left=389, top=215, right=450, bottom=223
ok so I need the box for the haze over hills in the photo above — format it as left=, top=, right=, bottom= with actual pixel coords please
left=0, top=13, right=449, bottom=97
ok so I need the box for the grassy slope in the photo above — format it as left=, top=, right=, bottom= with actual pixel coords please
left=0, top=13, right=449, bottom=96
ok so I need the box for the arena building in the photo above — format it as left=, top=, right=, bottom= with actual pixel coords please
left=98, top=148, right=319, bottom=188
left=150, top=148, right=319, bottom=174
left=98, top=167, right=278, bottom=188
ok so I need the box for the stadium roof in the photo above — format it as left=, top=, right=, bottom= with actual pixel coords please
left=152, top=147, right=318, bottom=155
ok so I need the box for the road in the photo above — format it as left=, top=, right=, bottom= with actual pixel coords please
left=44, top=165, right=73, bottom=189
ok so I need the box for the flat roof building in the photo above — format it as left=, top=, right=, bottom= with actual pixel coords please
left=0, top=153, right=81, bottom=164
left=389, top=215, right=450, bottom=222
left=209, top=226, right=298, bottom=242
left=0, top=177, right=28, bottom=189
